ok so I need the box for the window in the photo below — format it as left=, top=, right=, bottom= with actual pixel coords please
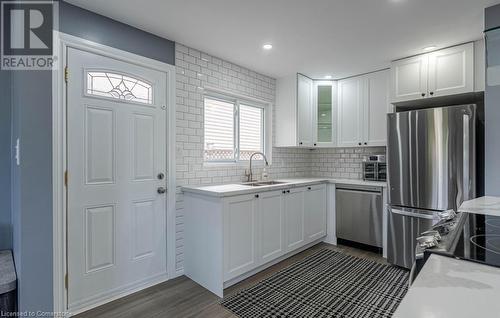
left=86, top=71, right=153, bottom=105
left=204, top=95, right=266, bottom=162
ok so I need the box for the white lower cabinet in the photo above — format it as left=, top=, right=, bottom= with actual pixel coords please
left=223, top=194, right=258, bottom=281
left=305, top=185, right=327, bottom=241
left=258, top=190, right=285, bottom=263
left=184, top=184, right=327, bottom=297
left=284, top=187, right=306, bottom=251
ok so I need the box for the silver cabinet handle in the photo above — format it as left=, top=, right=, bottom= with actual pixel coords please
left=157, top=187, right=167, bottom=194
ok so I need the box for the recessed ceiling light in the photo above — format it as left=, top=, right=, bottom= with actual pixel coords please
left=324, top=75, right=333, bottom=79
left=423, top=46, right=437, bottom=52
left=263, top=43, right=273, bottom=50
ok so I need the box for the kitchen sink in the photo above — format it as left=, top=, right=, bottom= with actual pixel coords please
left=254, top=181, right=287, bottom=186
left=241, top=181, right=288, bottom=187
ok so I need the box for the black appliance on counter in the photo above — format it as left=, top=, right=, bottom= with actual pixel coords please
left=362, top=155, right=386, bottom=182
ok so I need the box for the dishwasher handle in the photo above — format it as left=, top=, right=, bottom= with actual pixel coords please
left=336, top=188, right=382, bottom=195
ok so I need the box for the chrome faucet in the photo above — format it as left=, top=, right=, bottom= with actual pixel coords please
left=245, top=152, right=269, bottom=182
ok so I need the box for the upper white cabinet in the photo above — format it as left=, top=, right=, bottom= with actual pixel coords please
left=276, top=74, right=336, bottom=147
left=337, top=77, right=364, bottom=147
left=297, top=74, right=314, bottom=147
left=365, top=71, right=390, bottom=146
left=427, top=44, right=474, bottom=97
left=337, top=70, right=390, bottom=147
left=391, top=42, right=474, bottom=103
left=313, top=81, right=337, bottom=147
left=391, top=55, right=429, bottom=102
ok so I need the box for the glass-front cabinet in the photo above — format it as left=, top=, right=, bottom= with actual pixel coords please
left=313, top=81, right=336, bottom=147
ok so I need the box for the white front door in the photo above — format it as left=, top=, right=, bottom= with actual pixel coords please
left=67, top=47, right=168, bottom=310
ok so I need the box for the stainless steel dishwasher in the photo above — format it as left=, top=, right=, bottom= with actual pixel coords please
left=336, top=184, right=383, bottom=248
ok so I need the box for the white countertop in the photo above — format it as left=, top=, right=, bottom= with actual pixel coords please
left=393, top=254, right=500, bottom=318
left=182, top=178, right=386, bottom=197
left=458, top=196, right=500, bottom=216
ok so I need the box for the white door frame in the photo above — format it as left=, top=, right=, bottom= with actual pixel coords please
left=52, top=32, right=178, bottom=314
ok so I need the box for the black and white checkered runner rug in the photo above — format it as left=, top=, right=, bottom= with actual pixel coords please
left=221, top=249, right=409, bottom=317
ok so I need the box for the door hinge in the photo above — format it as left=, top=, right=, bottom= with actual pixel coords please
left=64, top=273, right=68, bottom=289
left=64, top=66, right=69, bottom=83
left=64, top=170, right=68, bottom=187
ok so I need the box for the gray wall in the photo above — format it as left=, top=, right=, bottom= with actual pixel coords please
left=59, top=1, right=175, bottom=65
left=0, top=70, right=12, bottom=250
left=485, top=3, right=500, bottom=31
left=11, top=70, right=54, bottom=314
left=9, top=1, right=175, bottom=314
left=485, top=4, right=500, bottom=195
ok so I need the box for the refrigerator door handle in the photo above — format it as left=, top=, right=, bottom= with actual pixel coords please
left=463, top=113, right=470, bottom=201
left=390, top=208, right=436, bottom=220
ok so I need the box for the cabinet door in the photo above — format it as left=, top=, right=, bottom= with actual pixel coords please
left=337, top=77, right=363, bottom=147
left=391, top=55, right=428, bottom=103
left=304, top=184, right=327, bottom=242
left=297, top=74, right=313, bottom=147
left=284, top=187, right=305, bottom=251
left=364, top=70, right=389, bottom=146
left=428, top=43, right=474, bottom=98
left=313, top=81, right=337, bottom=147
left=223, top=194, right=257, bottom=280
left=258, top=190, right=285, bottom=263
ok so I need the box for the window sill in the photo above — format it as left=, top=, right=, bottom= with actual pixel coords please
left=203, top=161, right=270, bottom=168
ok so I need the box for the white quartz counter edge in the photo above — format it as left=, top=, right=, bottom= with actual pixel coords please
left=181, top=178, right=387, bottom=197
left=458, top=196, right=500, bottom=217
left=393, top=254, right=500, bottom=318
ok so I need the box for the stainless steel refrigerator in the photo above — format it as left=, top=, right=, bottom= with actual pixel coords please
left=387, top=104, right=477, bottom=268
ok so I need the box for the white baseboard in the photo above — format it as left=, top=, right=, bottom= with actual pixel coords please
left=323, top=236, right=338, bottom=245
left=69, top=272, right=169, bottom=316
left=173, top=268, right=184, bottom=278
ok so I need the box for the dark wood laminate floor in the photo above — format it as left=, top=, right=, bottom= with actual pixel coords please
left=75, top=243, right=387, bottom=318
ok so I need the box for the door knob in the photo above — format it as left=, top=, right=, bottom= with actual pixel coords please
left=157, top=187, right=166, bottom=194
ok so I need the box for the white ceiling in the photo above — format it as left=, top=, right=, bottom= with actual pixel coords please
left=65, top=0, right=500, bottom=79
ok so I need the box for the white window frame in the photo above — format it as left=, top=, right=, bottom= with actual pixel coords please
left=203, top=90, right=272, bottom=166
